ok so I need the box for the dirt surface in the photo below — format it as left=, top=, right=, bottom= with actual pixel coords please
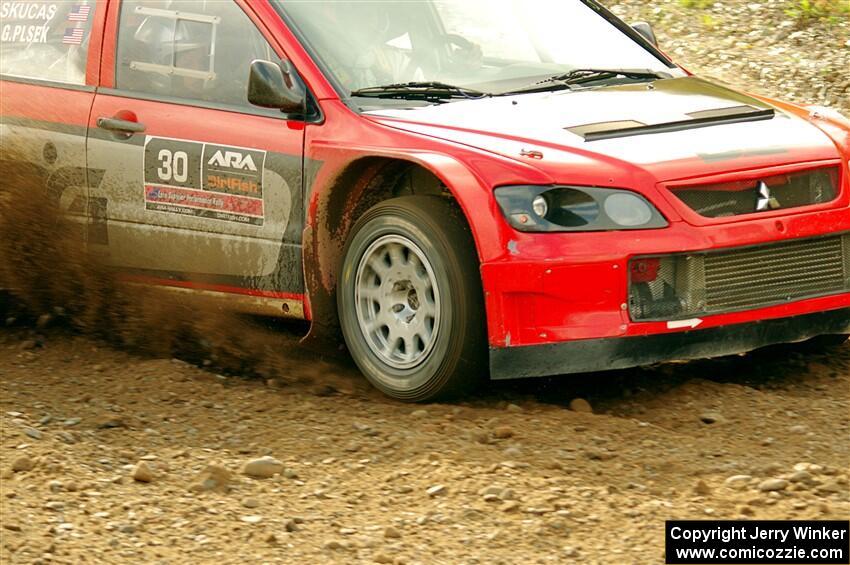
left=1, top=323, right=848, bottom=564
left=2, top=2, right=850, bottom=564
left=612, top=0, right=850, bottom=114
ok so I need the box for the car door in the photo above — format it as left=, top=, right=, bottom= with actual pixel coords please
left=87, top=0, right=305, bottom=301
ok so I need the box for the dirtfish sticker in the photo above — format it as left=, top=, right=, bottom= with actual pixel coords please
left=143, top=136, right=266, bottom=226
left=203, top=143, right=266, bottom=198
left=0, top=2, right=58, bottom=43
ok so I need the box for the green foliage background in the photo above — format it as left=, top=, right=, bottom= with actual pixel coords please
left=679, top=0, right=850, bottom=22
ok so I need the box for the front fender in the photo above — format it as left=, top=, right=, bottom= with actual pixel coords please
left=300, top=108, right=551, bottom=346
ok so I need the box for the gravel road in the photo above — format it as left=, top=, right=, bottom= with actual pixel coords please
left=1, top=324, right=848, bottom=564
left=612, top=0, right=849, bottom=114
left=2, top=2, right=849, bottom=564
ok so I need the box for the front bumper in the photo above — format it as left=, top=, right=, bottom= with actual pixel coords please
left=490, top=306, right=850, bottom=379
left=481, top=204, right=850, bottom=348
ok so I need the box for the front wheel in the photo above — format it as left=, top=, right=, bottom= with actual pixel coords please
left=337, top=196, right=486, bottom=402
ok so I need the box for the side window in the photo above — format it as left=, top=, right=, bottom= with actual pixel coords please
left=0, top=1, right=95, bottom=85
left=115, top=0, right=275, bottom=107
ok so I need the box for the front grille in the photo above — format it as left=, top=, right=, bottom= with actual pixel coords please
left=629, top=233, right=850, bottom=321
left=670, top=166, right=840, bottom=218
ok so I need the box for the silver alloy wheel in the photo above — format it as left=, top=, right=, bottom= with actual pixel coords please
left=354, top=234, right=441, bottom=370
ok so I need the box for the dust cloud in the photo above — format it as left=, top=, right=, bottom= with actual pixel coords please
left=0, top=146, right=344, bottom=390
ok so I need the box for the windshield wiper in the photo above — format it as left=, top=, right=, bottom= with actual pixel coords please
left=350, top=81, right=490, bottom=102
left=500, top=68, right=671, bottom=95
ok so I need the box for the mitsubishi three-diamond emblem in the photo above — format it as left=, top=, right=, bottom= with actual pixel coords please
left=756, top=181, right=780, bottom=211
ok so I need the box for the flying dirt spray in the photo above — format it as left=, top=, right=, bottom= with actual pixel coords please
left=0, top=146, right=353, bottom=392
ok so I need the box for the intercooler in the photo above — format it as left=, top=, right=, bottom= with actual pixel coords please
left=629, top=233, right=850, bottom=322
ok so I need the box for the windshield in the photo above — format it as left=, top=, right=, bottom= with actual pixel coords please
left=276, top=0, right=679, bottom=98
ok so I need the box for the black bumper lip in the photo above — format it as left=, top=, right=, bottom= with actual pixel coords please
left=489, top=306, right=850, bottom=380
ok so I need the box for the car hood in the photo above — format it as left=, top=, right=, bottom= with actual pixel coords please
left=364, top=77, right=841, bottom=183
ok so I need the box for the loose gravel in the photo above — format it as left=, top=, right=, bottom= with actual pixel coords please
left=611, top=0, right=849, bottom=114
left=1, top=328, right=847, bottom=564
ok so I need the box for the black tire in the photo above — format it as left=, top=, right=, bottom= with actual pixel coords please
left=337, top=195, right=486, bottom=402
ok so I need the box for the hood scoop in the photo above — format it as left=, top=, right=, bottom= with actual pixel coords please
left=568, top=106, right=775, bottom=142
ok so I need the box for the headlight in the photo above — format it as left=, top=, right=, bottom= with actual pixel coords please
left=603, top=193, right=653, bottom=227
left=494, top=185, right=668, bottom=232
left=531, top=195, right=548, bottom=218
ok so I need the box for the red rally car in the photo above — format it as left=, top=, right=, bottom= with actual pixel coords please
left=1, top=0, right=848, bottom=401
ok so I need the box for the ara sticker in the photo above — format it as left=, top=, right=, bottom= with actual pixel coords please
left=143, top=136, right=266, bottom=226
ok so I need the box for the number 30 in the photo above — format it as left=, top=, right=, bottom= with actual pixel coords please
left=157, top=149, right=189, bottom=183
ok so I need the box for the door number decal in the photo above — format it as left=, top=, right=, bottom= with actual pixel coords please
left=156, top=149, right=189, bottom=184
left=143, top=136, right=267, bottom=226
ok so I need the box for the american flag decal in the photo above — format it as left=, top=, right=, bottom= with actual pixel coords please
left=68, top=4, right=91, bottom=22
left=62, top=27, right=85, bottom=45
